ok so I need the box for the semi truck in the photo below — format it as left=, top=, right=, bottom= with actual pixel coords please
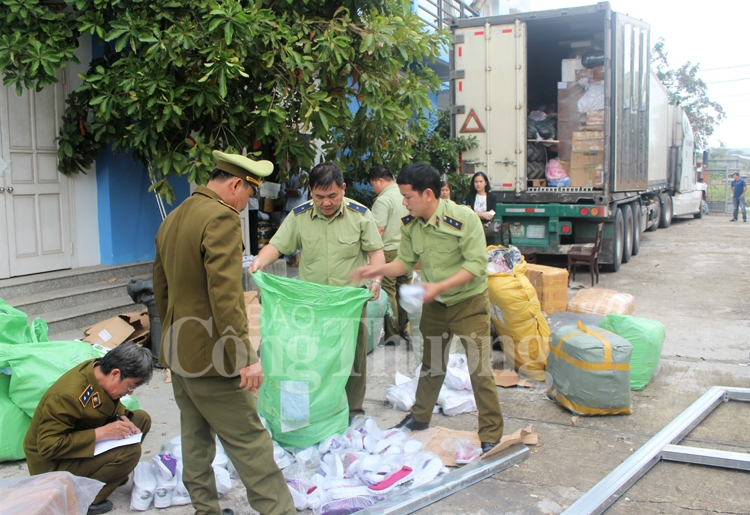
left=449, top=2, right=702, bottom=271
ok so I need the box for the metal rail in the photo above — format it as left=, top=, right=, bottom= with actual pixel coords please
left=415, top=0, right=480, bottom=31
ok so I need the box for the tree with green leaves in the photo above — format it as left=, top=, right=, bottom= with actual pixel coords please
left=0, top=0, right=447, bottom=202
left=651, top=38, right=725, bottom=151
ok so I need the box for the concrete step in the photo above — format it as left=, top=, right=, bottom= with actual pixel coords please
left=39, top=297, right=145, bottom=336
left=7, top=276, right=150, bottom=318
left=0, top=262, right=153, bottom=300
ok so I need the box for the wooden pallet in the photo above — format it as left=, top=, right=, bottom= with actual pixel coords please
left=527, top=178, right=547, bottom=188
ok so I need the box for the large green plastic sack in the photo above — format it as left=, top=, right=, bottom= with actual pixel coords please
left=599, top=314, right=665, bottom=391
left=0, top=299, right=49, bottom=345
left=0, top=373, right=31, bottom=462
left=547, top=321, right=633, bottom=415
left=0, top=341, right=99, bottom=417
left=253, top=271, right=372, bottom=448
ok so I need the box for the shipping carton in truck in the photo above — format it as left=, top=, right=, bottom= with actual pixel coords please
left=450, top=2, right=702, bottom=271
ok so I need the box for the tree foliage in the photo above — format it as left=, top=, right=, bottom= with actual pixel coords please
left=651, top=38, right=725, bottom=150
left=0, top=0, right=447, bottom=202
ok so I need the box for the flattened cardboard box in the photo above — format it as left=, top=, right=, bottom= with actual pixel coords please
left=83, top=310, right=150, bottom=348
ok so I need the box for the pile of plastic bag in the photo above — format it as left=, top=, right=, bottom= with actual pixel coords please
left=545, top=159, right=570, bottom=187
left=144, top=416, right=447, bottom=514
left=385, top=354, right=476, bottom=416
left=487, top=245, right=523, bottom=274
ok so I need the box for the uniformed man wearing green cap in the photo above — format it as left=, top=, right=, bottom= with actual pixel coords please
left=250, top=162, right=385, bottom=418
left=351, top=162, right=504, bottom=453
left=153, top=150, right=295, bottom=515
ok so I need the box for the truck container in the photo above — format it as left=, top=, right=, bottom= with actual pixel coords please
left=450, top=2, right=701, bottom=270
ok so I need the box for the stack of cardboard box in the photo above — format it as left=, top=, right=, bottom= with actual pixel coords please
left=570, top=120, right=604, bottom=188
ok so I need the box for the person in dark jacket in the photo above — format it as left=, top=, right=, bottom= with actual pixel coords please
left=463, top=172, right=498, bottom=222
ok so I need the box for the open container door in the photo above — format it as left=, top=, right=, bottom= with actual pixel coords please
left=452, top=20, right=527, bottom=193
left=612, top=13, right=650, bottom=192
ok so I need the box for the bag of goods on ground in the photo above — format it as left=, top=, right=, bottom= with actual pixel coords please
left=0, top=471, right=103, bottom=515
left=546, top=311, right=604, bottom=332
left=547, top=321, right=633, bottom=415
left=567, top=288, right=635, bottom=315
left=524, top=264, right=569, bottom=315
left=599, top=314, right=666, bottom=391
left=0, top=299, right=49, bottom=345
left=253, top=271, right=372, bottom=448
left=0, top=372, right=31, bottom=462
left=487, top=246, right=550, bottom=381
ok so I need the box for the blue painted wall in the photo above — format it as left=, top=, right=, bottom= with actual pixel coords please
left=96, top=146, right=189, bottom=265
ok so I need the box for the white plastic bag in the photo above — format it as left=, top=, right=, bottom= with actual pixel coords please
left=0, top=472, right=103, bottom=515
left=131, top=461, right=157, bottom=511
left=154, top=472, right=177, bottom=509
left=578, top=80, right=605, bottom=113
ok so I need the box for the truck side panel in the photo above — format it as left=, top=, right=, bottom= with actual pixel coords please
left=648, top=70, right=669, bottom=187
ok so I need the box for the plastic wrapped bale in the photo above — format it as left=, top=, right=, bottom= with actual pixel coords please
left=599, top=314, right=666, bottom=391
left=567, top=288, right=635, bottom=316
left=546, top=312, right=604, bottom=332
left=253, top=271, right=372, bottom=448
left=547, top=321, right=633, bottom=415
left=0, top=471, right=103, bottom=515
left=0, top=372, right=31, bottom=462
left=0, top=341, right=100, bottom=417
left=486, top=248, right=550, bottom=381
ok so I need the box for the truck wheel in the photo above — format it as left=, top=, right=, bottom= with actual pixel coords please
left=646, top=198, right=660, bottom=232
left=604, top=208, right=624, bottom=272
left=694, top=203, right=703, bottom=219
left=621, top=204, right=633, bottom=263
left=631, top=201, right=642, bottom=256
left=659, top=194, right=673, bottom=228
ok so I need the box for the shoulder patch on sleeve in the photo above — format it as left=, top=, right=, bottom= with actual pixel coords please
left=79, top=384, right=94, bottom=408
left=443, top=215, right=464, bottom=231
left=346, top=202, right=368, bottom=215
left=91, top=392, right=101, bottom=409
left=401, top=215, right=415, bottom=226
left=293, top=200, right=313, bottom=216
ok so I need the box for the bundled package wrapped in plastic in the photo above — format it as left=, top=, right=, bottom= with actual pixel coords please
left=547, top=321, right=633, bottom=415
left=599, top=314, right=666, bottom=391
left=567, top=288, right=635, bottom=315
left=486, top=247, right=550, bottom=381
left=254, top=271, right=372, bottom=448
left=546, top=312, right=604, bottom=332
left=0, top=471, right=103, bottom=515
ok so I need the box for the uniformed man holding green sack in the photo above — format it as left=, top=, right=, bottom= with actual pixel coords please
left=154, top=150, right=295, bottom=515
left=24, top=343, right=153, bottom=515
left=250, top=162, right=385, bottom=418
left=351, top=162, right=504, bottom=453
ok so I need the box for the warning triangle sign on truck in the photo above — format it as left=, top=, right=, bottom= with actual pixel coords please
left=460, top=109, right=485, bottom=133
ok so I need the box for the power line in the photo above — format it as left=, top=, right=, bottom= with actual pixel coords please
left=706, top=77, right=750, bottom=84
left=701, top=64, right=750, bottom=72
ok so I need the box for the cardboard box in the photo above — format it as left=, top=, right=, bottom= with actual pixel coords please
left=244, top=291, right=261, bottom=353
left=83, top=310, right=150, bottom=348
left=586, top=110, right=604, bottom=126
left=557, top=120, right=582, bottom=161
left=557, top=81, right=586, bottom=122
left=569, top=164, right=604, bottom=188
left=572, top=131, right=604, bottom=152
left=583, top=124, right=604, bottom=132
left=575, top=66, right=605, bottom=81
left=524, top=264, right=569, bottom=315
left=561, top=58, right=585, bottom=82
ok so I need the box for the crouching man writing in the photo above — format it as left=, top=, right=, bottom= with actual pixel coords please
left=24, top=343, right=153, bottom=515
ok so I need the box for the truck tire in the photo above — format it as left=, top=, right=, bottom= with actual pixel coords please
left=631, top=201, right=642, bottom=256
left=646, top=198, right=660, bottom=232
left=694, top=203, right=703, bottom=219
left=658, top=194, right=673, bottom=228
left=604, top=208, right=624, bottom=272
left=621, top=204, right=633, bottom=263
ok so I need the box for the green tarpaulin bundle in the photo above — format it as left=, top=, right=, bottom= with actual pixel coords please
left=0, top=373, right=31, bottom=462
left=0, top=298, right=49, bottom=345
left=253, top=271, right=372, bottom=448
left=599, top=314, right=665, bottom=391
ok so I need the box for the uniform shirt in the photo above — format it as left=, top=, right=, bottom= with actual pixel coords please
left=154, top=186, right=257, bottom=377
left=270, top=196, right=383, bottom=287
left=371, top=183, right=409, bottom=251
left=396, top=199, right=487, bottom=306
left=24, top=359, right=129, bottom=473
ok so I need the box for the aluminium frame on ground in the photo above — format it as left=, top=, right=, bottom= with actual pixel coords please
left=562, top=386, right=750, bottom=515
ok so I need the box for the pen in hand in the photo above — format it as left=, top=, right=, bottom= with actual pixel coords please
left=117, top=415, right=135, bottom=436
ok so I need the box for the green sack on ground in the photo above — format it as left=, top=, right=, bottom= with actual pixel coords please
left=0, top=341, right=99, bottom=417
left=0, top=299, right=30, bottom=345
left=253, top=271, right=372, bottom=448
left=599, top=314, right=665, bottom=391
left=0, top=373, right=31, bottom=462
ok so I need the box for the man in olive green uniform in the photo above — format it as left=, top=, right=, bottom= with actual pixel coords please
left=250, top=162, right=384, bottom=417
left=153, top=151, right=295, bottom=515
left=368, top=165, right=410, bottom=344
left=352, top=162, right=503, bottom=452
left=24, top=343, right=153, bottom=515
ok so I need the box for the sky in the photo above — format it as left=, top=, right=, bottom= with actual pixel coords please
left=528, top=0, right=748, bottom=149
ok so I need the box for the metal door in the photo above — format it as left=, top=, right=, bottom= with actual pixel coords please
left=452, top=20, right=526, bottom=192
left=0, top=71, right=72, bottom=278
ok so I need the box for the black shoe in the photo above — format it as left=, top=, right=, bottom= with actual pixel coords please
left=730, top=218, right=737, bottom=222
left=118, top=476, right=129, bottom=487
left=87, top=500, right=113, bottom=515
left=222, top=510, right=234, bottom=515
left=400, top=331, right=412, bottom=346
left=481, top=442, right=497, bottom=454
left=392, top=414, right=429, bottom=431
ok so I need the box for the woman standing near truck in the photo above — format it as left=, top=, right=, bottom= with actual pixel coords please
left=464, top=172, right=498, bottom=222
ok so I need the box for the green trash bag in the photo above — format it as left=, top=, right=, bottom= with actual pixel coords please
left=0, top=299, right=49, bottom=344
left=253, top=271, right=372, bottom=448
left=0, top=341, right=99, bottom=417
left=599, top=314, right=665, bottom=391
left=0, top=372, right=31, bottom=462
